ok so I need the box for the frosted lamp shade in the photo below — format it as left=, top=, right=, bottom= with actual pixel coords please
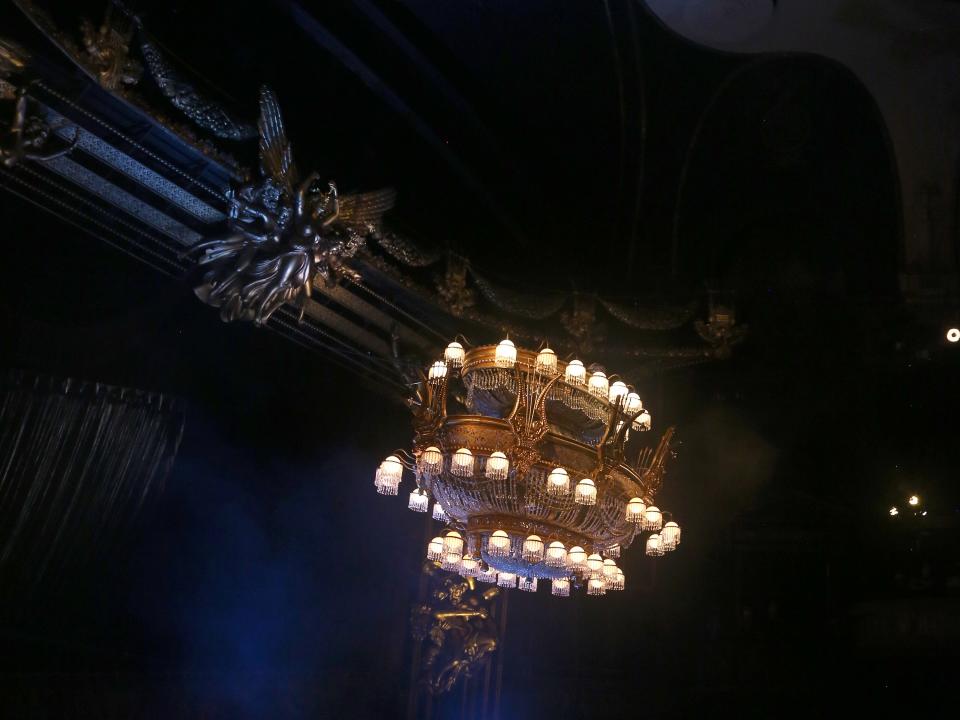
left=375, top=455, right=403, bottom=494
left=612, top=569, right=625, bottom=591
left=495, top=338, right=517, bottom=368
left=567, top=546, right=587, bottom=569
left=426, top=536, right=444, bottom=561
left=551, top=578, right=570, bottom=597
left=636, top=409, right=652, bottom=431
left=646, top=533, right=665, bottom=557
left=522, top=534, right=544, bottom=562
left=625, top=392, right=643, bottom=414
left=606, top=544, right=621, bottom=559
left=586, top=553, right=604, bottom=574
left=460, top=554, right=479, bottom=577
left=420, top=446, right=442, bottom=473
left=626, top=497, right=646, bottom=524
left=588, top=371, right=609, bottom=398
left=485, top=451, right=509, bottom=480
left=547, top=467, right=570, bottom=496
left=587, top=576, right=606, bottom=596
left=575, top=478, right=597, bottom=506
left=432, top=502, right=448, bottom=522
left=565, top=359, right=586, bottom=385
left=545, top=541, right=567, bottom=567
left=602, top=558, right=618, bottom=579
left=428, top=360, right=447, bottom=382
left=497, top=572, right=517, bottom=589
left=488, top=530, right=511, bottom=558
left=536, top=347, right=558, bottom=373
left=661, top=521, right=681, bottom=550
left=608, top=380, right=629, bottom=405
left=443, top=531, right=464, bottom=557
left=408, top=489, right=429, bottom=512
left=444, top=341, right=465, bottom=368
left=441, top=552, right=461, bottom=571
left=451, top=448, right=474, bottom=477
left=642, top=505, right=663, bottom=532
left=519, top=576, right=538, bottom=592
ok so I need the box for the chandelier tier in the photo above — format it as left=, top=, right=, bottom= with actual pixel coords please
left=375, top=339, right=681, bottom=596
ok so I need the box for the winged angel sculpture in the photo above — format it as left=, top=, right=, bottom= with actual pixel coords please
left=184, top=87, right=395, bottom=325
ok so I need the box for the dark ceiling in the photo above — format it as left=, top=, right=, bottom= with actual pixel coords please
left=1, top=1, right=958, bottom=718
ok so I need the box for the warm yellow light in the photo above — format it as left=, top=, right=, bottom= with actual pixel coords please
left=564, top=359, right=586, bottom=385
left=444, top=341, right=465, bottom=367
left=642, top=505, right=663, bottom=531
left=645, top=533, right=664, bottom=557
left=608, top=380, right=629, bottom=405
left=587, top=576, right=606, bottom=596
left=426, top=536, right=444, bottom=561
left=420, top=446, right=442, bottom=473
left=661, top=521, right=681, bottom=550
left=536, top=347, right=558, bottom=373
left=908, top=495, right=919, bottom=506
left=602, top=558, right=618, bottom=579
left=460, top=554, right=479, bottom=576
left=495, top=338, right=517, bottom=368
left=586, top=553, right=604, bottom=573
left=567, top=545, right=587, bottom=569
left=588, top=371, right=609, bottom=398
left=575, top=478, right=597, bottom=505
left=889, top=506, right=899, bottom=516
left=451, top=448, right=474, bottom=477
left=551, top=578, right=570, bottom=597
left=486, top=451, right=509, bottom=480
left=488, top=529, right=511, bottom=557
left=626, top=497, right=646, bottom=524
left=443, top=531, right=464, bottom=557
left=522, top=534, right=545, bottom=562
left=625, top=392, right=643, bottom=414
left=947, top=328, right=960, bottom=343
left=428, top=360, right=447, bottom=382
left=545, top=541, right=567, bottom=567
left=547, top=467, right=570, bottom=496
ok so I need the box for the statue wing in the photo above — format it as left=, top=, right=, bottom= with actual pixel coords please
left=335, top=188, right=396, bottom=228
left=257, top=86, right=298, bottom=194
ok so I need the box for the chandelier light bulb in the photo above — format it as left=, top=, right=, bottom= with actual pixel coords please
left=642, top=505, right=663, bottom=532
left=588, top=371, right=609, bottom=399
left=375, top=455, right=403, bottom=495
left=497, top=572, right=517, bottom=589
left=519, top=576, right=538, bottom=592
left=564, top=359, right=586, bottom=385
left=646, top=533, right=665, bottom=557
left=477, top=565, right=498, bottom=584
left=889, top=506, right=899, bottom=517
left=495, top=338, right=517, bottom=368
left=522, top=534, right=545, bottom=562
left=626, top=497, right=646, bottom=524
left=551, top=578, right=571, bottom=597
left=611, top=569, right=625, bottom=591
left=460, top=553, right=479, bottom=577
left=602, top=558, right=618, bottom=579
left=547, top=467, right=570, bottom=496
left=947, top=328, right=960, bottom=343
left=661, top=521, right=681, bottom=550
left=426, top=536, right=444, bottom=561
left=451, top=448, right=474, bottom=477
left=575, top=478, right=597, bottom=506
left=608, top=380, right=629, bottom=405
left=444, top=341, right=465, bottom=367
left=488, top=529, right=511, bottom=558
left=625, top=392, right=643, bottom=414
left=486, top=451, right=510, bottom=480
left=586, top=553, right=604, bottom=574
left=636, top=409, right=652, bottom=431
left=567, top=545, right=587, bottom=570
left=587, top=576, right=607, bottom=596
left=420, top=446, right=443, bottom=473
left=428, top=360, right=447, bottom=383
left=606, top=544, right=621, bottom=559
left=545, top=541, right=567, bottom=567
left=408, top=488, right=429, bottom=512
left=908, top=495, right=920, bottom=506
left=432, top=501, right=448, bottom=522
left=443, top=531, right=464, bottom=558
left=536, top=347, right=558, bottom=373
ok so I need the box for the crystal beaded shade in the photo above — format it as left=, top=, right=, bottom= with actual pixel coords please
left=444, top=531, right=464, bottom=558
left=536, top=347, right=557, bottom=373
left=420, top=446, right=442, bottom=473
left=497, top=572, right=517, bottom=588
left=547, top=467, right=570, bottom=496
left=460, top=554, right=479, bottom=576
left=428, top=360, right=447, bottom=382
left=488, top=530, right=511, bottom=558
left=661, top=521, right=681, bottom=550
left=567, top=546, right=587, bottom=569
left=485, top=451, right=509, bottom=480
left=646, top=533, right=664, bottom=557
left=477, top=566, right=498, bottom=583
left=432, top=501, right=448, bottom=522
left=451, top=448, right=474, bottom=477
left=642, top=506, right=663, bottom=532
left=575, top=478, right=597, bottom=505
left=564, top=359, right=586, bottom=385
left=602, top=558, right=618, bottom=580
left=588, top=371, right=609, bottom=399
left=519, top=576, right=538, bottom=592
left=551, top=578, right=570, bottom=597
left=522, top=534, right=545, bottom=562
left=426, top=536, right=444, bottom=561
left=587, top=576, right=606, bottom=596
left=606, top=544, right=621, bottom=559
left=442, top=552, right=462, bottom=571
left=545, top=541, right=567, bottom=567
left=375, top=455, right=403, bottom=495
left=586, top=553, right=604, bottom=574
left=408, top=488, right=429, bottom=512
left=626, top=497, right=646, bottom=524
left=494, top=338, right=517, bottom=368
left=611, top=569, right=625, bottom=591
left=609, top=380, right=629, bottom=405
left=625, top=392, right=643, bottom=414
left=444, top=341, right=465, bottom=368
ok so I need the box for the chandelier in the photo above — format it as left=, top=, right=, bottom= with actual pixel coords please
left=375, top=338, right=682, bottom=597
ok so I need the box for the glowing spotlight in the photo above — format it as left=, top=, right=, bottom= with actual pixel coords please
left=921, top=511, right=928, bottom=517
left=889, top=506, right=899, bottom=516
left=908, top=495, right=920, bottom=506
left=947, top=328, right=960, bottom=343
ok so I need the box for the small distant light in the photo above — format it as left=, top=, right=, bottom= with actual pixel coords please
left=908, top=495, right=920, bottom=506
left=947, top=328, right=960, bottom=343
left=921, top=511, right=928, bottom=516
left=889, top=506, right=899, bottom=516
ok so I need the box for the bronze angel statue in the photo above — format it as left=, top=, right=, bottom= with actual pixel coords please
left=183, top=86, right=395, bottom=325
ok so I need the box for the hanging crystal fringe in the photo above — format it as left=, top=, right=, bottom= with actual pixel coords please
left=551, top=578, right=571, bottom=597
left=497, top=572, right=517, bottom=589
left=587, top=576, right=607, bottom=596
left=519, top=577, right=538, bottom=592
left=488, top=530, right=511, bottom=558
left=477, top=566, right=498, bottom=584
left=522, top=535, right=544, bottom=563
left=460, top=554, right=479, bottom=577
left=441, top=552, right=462, bottom=571
left=420, top=446, right=442, bottom=474
left=485, top=452, right=509, bottom=480
left=545, top=541, right=567, bottom=568
left=606, top=544, right=621, bottom=559
left=432, top=502, right=448, bottom=522
left=408, top=489, right=429, bottom=512
left=611, top=570, right=625, bottom=591
left=426, top=537, right=444, bottom=561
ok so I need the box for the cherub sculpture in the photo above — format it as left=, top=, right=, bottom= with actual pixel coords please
left=1, top=86, right=79, bottom=169
left=183, top=86, right=395, bottom=325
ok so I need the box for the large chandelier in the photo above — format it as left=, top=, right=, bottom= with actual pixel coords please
left=375, top=338, right=682, bottom=597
